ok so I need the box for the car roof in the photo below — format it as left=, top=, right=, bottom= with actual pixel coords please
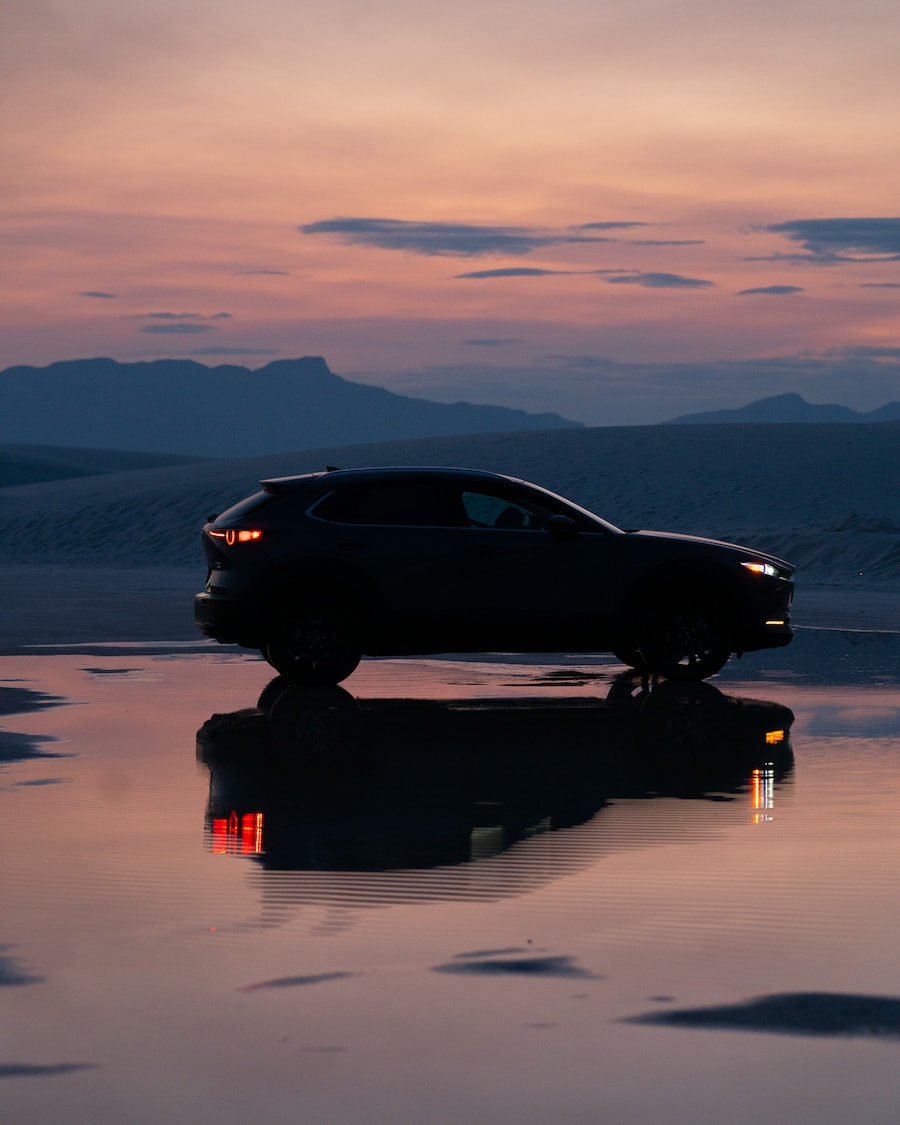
left=260, top=466, right=517, bottom=490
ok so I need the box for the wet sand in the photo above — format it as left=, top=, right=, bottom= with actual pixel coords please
left=3, top=641, right=900, bottom=1124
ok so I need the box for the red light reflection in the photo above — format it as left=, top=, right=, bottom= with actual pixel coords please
left=211, top=811, right=264, bottom=855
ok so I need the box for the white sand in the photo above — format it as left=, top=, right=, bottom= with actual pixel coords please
left=1, top=423, right=898, bottom=648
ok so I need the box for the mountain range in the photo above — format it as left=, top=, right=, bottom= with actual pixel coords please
left=0, top=357, right=580, bottom=457
left=665, top=392, right=900, bottom=425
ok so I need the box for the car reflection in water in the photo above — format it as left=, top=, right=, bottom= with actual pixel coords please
left=196, top=674, right=794, bottom=878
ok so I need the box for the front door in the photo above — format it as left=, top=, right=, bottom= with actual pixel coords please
left=456, top=487, right=618, bottom=651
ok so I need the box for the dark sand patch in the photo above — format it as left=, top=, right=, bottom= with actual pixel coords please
left=434, top=954, right=601, bottom=979
left=626, top=992, right=900, bottom=1040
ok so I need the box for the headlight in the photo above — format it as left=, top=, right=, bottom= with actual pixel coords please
left=741, top=561, right=778, bottom=577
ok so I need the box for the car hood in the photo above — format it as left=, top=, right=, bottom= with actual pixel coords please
left=625, top=528, right=794, bottom=573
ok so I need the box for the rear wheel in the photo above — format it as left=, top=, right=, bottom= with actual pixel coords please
left=637, top=595, right=731, bottom=681
left=264, top=601, right=362, bottom=685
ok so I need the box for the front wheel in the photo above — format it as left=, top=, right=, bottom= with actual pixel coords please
left=264, top=602, right=362, bottom=685
left=637, top=598, right=731, bottom=681
left=612, top=646, right=649, bottom=673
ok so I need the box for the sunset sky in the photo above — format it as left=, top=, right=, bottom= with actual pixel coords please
left=4, top=0, right=900, bottom=424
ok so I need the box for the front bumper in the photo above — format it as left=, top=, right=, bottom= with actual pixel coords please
left=746, top=617, right=794, bottom=651
left=737, top=579, right=794, bottom=653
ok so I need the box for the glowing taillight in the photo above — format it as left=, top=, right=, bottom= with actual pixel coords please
left=208, top=528, right=264, bottom=545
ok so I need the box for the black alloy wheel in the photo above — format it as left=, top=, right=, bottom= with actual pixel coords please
left=264, top=601, right=362, bottom=685
left=637, top=597, right=731, bottom=681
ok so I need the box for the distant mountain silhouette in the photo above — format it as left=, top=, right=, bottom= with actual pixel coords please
left=665, top=392, right=900, bottom=425
left=0, top=357, right=580, bottom=456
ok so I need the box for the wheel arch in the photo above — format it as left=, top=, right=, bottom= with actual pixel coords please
left=622, top=558, right=749, bottom=637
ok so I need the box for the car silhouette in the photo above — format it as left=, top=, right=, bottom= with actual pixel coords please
left=194, top=466, right=794, bottom=682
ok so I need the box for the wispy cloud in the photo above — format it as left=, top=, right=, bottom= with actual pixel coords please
left=0, top=1063, right=97, bottom=1078
left=759, top=217, right=900, bottom=263
left=463, top=337, right=523, bottom=347
left=605, top=272, right=714, bottom=289
left=300, top=217, right=613, bottom=257
left=142, top=312, right=194, bottom=320
left=573, top=224, right=704, bottom=247
left=190, top=346, right=280, bottom=356
left=572, top=221, right=649, bottom=232
left=631, top=239, right=705, bottom=247
left=455, top=267, right=672, bottom=282
left=455, top=267, right=572, bottom=279
left=829, top=345, right=900, bottom=362
left=139, top=323, right=218, bottom=335
left=300, top=216, right=710, bottom=265
left=133, top=311, right=231, bottom=321
left=737, top=285, right=804, bottom=296
left=234, top=269, right=291, bottom=276
left=79, top=290, right=117, bottom=299
left=860, top=282, right=900, bottom=289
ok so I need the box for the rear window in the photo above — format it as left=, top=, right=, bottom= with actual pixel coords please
left=311, top=481, right=466, bottom=527
left=213, top=490, right=276, bottom=523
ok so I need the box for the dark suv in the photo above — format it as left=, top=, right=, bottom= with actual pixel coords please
left=194, top=466, right=794, bottom=682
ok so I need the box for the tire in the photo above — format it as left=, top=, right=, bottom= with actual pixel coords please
left=257, top=676, right=293, bottom=713
left=266, top=685, right=358, bottom=758
left=612, top=647, right=649, bottom=673
left=637, top=679, right=731, bottom=763
left=637, top=594, right=731, bottom=681
left=264, top=600, right=362, bottom=685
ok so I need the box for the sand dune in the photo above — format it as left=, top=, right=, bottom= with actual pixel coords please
left=1, top=424, right=899, bottom=583
left=0, top=442, right=208, bottom=488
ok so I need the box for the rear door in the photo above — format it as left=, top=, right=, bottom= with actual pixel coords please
left=309, top=478, right=471, bottom=648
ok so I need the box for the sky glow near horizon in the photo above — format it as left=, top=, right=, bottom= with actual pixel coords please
left=4, top=0, right=900, bottom=424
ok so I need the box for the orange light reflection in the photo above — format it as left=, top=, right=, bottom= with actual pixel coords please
left=750, top=767, right=775, bottom=824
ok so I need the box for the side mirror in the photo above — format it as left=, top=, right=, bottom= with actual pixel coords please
left=545, top=515, right=579, bottom=541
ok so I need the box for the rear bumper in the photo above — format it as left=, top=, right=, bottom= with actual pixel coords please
left=194, top=592, right=262, bottom=647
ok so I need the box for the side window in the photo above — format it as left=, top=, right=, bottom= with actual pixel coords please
left=312, top=481, right=466, bottom=527
left=462, top=490, right=553, bottom=531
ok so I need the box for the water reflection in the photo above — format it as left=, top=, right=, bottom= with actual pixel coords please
left=0, top=683, right=68, bottom=769
left=196, top=675, right=794, bottom=875
left=717, top=626, right=900, bottom=687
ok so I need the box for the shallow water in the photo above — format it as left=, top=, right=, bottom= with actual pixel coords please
left=3, top=635, right=900, bottom=1124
